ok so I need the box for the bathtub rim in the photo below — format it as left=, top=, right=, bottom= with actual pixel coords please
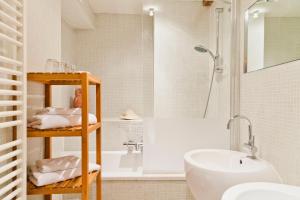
left=62, top=150, right=186, bottom=181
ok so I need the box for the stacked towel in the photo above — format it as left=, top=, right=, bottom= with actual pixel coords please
left=36, top=155, right=81, bottom=173
left=28, top=107, right=97, bottom=130
left=29, top=156, right=101, bottom=187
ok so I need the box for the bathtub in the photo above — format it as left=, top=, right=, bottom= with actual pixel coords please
left=62, top=150, right=185, bottom=181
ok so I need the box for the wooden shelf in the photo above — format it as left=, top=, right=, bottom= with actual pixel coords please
left=28, top=171, right=100, bottom=195
left=27, top=72, right=102, bottom=199
left=27, top=72, right=101, bottom=85
left=27, top=122, right=101, bottom=137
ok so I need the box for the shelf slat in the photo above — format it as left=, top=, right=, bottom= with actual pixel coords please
left=27, top=171, right=99, bottom=195
left=27, top=123, right=101, bottom=137
left=27, top=72, right=101, bottom=85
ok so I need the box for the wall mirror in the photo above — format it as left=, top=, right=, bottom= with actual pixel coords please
left=244, top=0, right=300, bottom=73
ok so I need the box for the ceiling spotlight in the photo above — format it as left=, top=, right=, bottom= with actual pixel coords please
left=252, top=10, right=260, bottom=19
left=149, top=8, right=155, bottom=17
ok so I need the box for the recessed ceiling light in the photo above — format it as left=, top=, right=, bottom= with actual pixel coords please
left=252, top=10, right=260, bottom=19
left=149, top=8, right=155, bottom=17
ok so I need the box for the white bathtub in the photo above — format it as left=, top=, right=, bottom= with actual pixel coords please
left=62, top=150, right=185, bottom=181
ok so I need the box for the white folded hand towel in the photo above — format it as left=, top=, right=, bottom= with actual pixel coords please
left=27, top=113, right=97, bottom=129
left=29, top=163, right=101, bottom=187
left=36, top=156, right=81, bottom=173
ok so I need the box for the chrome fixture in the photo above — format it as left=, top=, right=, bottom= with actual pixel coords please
left=194, top=45, right=216, bottom=62
left=123, top=140, right=143, bottom=152
left=194, top=8, right=224, bottom=118
left=227, top=115, right=257, bottom=159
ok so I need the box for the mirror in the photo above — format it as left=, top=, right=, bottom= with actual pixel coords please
left=245, top=0, right=300, bottom=73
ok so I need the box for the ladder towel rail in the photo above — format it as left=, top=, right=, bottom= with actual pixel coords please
left=0, top=0, right=23, bottom=17
left=0, top=0, right=26, bottom=199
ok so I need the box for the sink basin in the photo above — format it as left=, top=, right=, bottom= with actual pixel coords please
left=184, top=149, right=281, bottom=200
left=222, top=182, right=300, bottom=200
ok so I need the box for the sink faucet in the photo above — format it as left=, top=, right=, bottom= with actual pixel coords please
left=227, top=115, right=257, bottom=159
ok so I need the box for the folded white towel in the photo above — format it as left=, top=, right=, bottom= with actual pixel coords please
left=29, top=163, right=101, bottom=187
left=36, top=107, right=82, bottom=115
left=27, top=113, right=97, bottom=130
left=36, top=156, right=81, bottom=173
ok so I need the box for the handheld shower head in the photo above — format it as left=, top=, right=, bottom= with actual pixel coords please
left=194, top=45, right=208, bottom=53
left=194, top=45, right=216, bottom=62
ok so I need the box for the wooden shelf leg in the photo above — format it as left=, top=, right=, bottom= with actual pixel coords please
left=96, top=84, right=102, bottom=200
left=81, top=74, right=89, bottom=200
left=44, top=84, right=52, bottom=200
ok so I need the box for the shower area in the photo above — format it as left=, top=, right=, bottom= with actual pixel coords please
left=59, top=0, right=232, bottom=199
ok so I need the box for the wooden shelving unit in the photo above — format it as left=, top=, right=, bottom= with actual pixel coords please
left=27, top=72, right=102, bottom=200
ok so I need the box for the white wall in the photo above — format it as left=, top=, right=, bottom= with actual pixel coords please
left=63, top=14, right=153, bottom=152
left=26, top=2, right=71, bottom=200
left=75, top=14, right=149, bottom=119
left=27, top=0, right=62, bottom=168
left=240, top=0, right=300, bottom=186
left=61, top=20, right=77, bottom=64
left=154, top=1, right=209, bottom=118
left=143, top=1, right=231, bottom=173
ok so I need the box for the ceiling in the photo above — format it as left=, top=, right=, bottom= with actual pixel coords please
left=88, top=0, right=143, bottom=14
left=87, top=0, right=205, bottom=15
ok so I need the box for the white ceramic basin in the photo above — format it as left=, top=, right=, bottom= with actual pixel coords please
left=222, top=182, right=300, bottom=200
left=184, top=149, right=281, bottom=200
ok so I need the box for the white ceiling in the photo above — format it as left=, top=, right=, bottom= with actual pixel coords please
left=62, top=0, right=95, bottom=29
left=88, top=0, right=143, bottom=14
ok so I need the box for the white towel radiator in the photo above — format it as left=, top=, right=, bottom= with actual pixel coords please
left=0, top=0, right=26, bottom=199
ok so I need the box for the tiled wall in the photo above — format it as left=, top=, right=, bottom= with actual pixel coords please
left=63, top=14, right=153, bottom=151
left=241, top=61, right=300, bottom=185
left=61, top=20, right=77, bottom=64
left=154, top=1, right=210, bottom=118
left=240, top=0, right=300, bottom=186
left=63, top=180, right=195, bottom=200
left=75, top=14, right=153, bottom=119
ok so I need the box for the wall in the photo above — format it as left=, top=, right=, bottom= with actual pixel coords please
left=26, top=1, right=63, bottom=199
left=63, top=14, right=153, bottom=152
left=240, top=0, right=300, bottom=186
left=27, top=0, right=61, bottom=163
left=76, top=14, right=149, bottom=119
left=154, top=1, right=209, bottom=118
left=143, top=1, right=231, bottom=173
left=61, top=20, right=77, bottom=64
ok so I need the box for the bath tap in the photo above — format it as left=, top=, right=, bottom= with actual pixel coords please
left=123, top=140, right=143, bottom=152
left=227, top=115, right=257, bottom=159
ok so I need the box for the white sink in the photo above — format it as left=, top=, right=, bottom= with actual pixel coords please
left=184, top=149, right=281, bottom=200
left=222, top=182, right=300, bottom=200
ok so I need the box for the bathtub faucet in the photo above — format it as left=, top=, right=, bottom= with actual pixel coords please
left=123, top=140, right=143, bottom=152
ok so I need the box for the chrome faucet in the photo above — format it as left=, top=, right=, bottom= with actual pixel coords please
left=227, top=115, right=257, bottom=159
left=123, top=140, right=143, bottom=152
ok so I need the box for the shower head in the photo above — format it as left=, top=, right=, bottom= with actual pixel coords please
left=194, top=45, right=216, bottom=61
left=194, top=45, right=208, bottom=53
